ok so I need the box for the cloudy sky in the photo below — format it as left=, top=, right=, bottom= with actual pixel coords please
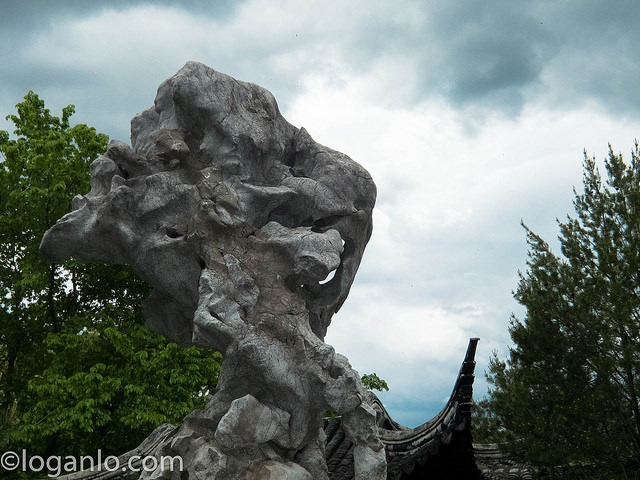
left=3, top=0, right=640, bottom=428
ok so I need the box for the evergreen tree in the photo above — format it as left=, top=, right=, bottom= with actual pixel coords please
left=0, top=93, right=221, bottom=472
left=486, top=143, right=640, bottom=478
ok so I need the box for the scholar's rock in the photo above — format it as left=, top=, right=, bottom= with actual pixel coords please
left=41, top=61, right=385, bottom=480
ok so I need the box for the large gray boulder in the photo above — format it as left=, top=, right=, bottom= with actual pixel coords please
left=41, top=61, right=385, bottom=480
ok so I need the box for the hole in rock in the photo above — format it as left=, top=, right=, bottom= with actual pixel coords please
left=319, top=268, right=337, bottom=285
left=166, top=227, right=184, bottom=239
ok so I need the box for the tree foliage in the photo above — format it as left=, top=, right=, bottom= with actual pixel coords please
left=361, top=373, right=389, bottom=392
left=470, top=398, right=503, bottom=444
left=0, top=92, right=221, bottom=469
left=485, top=143, right=640, bottom=478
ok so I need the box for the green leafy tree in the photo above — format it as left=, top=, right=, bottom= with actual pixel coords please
left=361, top=373, right=389, bottom=392
left=14, top=323, right=220, bottom=457
left=485, top=143, right=640, bottom=478
left=0, top=93, right=221, bottom=470
left=0, top=93, right=106, bottom=416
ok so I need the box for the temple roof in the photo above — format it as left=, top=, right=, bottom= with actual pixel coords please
left=324, top=338, right=483, bottom=480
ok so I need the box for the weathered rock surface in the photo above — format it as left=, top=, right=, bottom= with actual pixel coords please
left=41, top=61, right=385, bottom=479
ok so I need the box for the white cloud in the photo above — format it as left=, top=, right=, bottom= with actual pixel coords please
left=24, top=6, right=210, bottom=68
left=289, top=71, right=640, bottom=422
